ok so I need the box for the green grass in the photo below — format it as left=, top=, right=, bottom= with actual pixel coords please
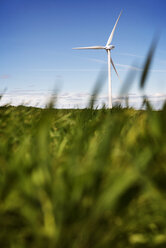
left=0, top=103, right=166, bottom=248
left=1, top=39, right=166, bottom=247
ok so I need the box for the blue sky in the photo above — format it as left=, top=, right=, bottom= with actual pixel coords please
left=0, top=0, right=166, bottom=107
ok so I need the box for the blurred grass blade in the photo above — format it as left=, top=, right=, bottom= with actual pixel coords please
left=119, top=63, right=138, bottom=97
left=88, top=66, right=107, bottom=108
left=140, top=37, right=158, bottom=89
left=141, top=95, right=153, bottom=110
left=46, top=86, right=59, bottom=109
left=0, top=88, right=7, bottom=102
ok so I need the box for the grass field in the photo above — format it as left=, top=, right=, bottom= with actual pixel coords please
left=1, top=41, right=166, bottom=247
left=0, top=102, right=166, bottom=248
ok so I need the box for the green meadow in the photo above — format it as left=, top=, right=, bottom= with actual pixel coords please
left=0, top=103, right=166, bottom=248
left=0, top=42, right=166, bottom=247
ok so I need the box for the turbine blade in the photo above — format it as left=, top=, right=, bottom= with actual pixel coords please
left=111, top=58, right=121, bottom=82
left=72, top=46, right=105, bottom=50
left=106, top=11, right=123, bottom=46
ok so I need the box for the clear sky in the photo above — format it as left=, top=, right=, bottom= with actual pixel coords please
left=0, top=0, right=166, bottom=108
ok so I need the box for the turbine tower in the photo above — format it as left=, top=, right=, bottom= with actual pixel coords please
left=73, top=11, right=122, bottom=109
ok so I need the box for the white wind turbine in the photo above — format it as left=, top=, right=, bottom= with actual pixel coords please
left=73, top=11, right=122, bottom=109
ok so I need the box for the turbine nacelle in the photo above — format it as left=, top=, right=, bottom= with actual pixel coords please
left=105, top=45, right=115, bottom=50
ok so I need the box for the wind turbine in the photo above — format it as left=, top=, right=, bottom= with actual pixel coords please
left=73, top=11, right=122, bottom=109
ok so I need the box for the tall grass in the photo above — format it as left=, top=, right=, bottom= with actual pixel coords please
left=0, top=40, right=166, bottom=247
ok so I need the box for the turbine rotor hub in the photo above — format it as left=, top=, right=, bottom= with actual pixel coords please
left=105, top=45, right=115, bottom=50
